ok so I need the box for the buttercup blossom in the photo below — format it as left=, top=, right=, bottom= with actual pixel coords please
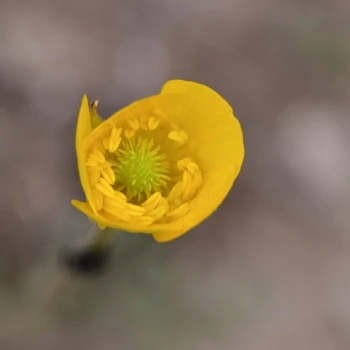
left=71, top=80, right=244, bottom=242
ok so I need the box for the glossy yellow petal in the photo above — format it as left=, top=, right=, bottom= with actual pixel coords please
left=152, top=80, right=244, bottom=242
left=76, top=95, right=97, bottom=214
left=152, top=229, right=184, bottom=243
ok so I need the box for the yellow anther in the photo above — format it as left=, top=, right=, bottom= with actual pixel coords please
left=102, top=127, right=123, bottom=152
left=182, top=170, right=191, bottom=191
left=88, top=168, right=100, bottom=186
left=91, top=149, right=105, bottom=163
left=104, top=196, right=127, bottom=210
left=95, top=178, right=115, bottom=198
left=114, top=191, right=127, bottom=201
left=134, top=216, right=155, bottom=225
left=100, top=161, right=112, bottom=169
left=88, top=154, right=103, bottom=164
left=111, top=127, right=122, bottom=139
left=113, top=211, right=131, bottom=222
left=166, top=203, right=190, bottom=218
left=141, top=192, right=161, bottom=212
left=148, top=197, right=169, bottom=220
left=103, top=201, right=131, bottom=221
left=168, top=130, right=188, bottom=145
left=92, top=188, right=104, bottom=211
left=182, top=180, right=196, bottom=202
left=148, top=116, right=160, bottom=130
left=128, top=118, right=139, bottom=130
left=101, top=167, right=115, bottom=185
left=186, top=162, right=199, bottom=175
left=124, top=128, right=136, bottom=139
left=86, top=155, right=100, bottom=167
left=193, top=172, right=203, bottom=191
left=126, top=203, right=146, bottom=217
left=167, top=181, right=183, bottom=204
left=173, top=198, right=183, bottom=209
left=109, top=136, right=121, bottom=153
left=177, top=158, right=192, bottom=172
left=137, top=115, right=148, bottom=130
left=181, top=170, right=196, bottom=201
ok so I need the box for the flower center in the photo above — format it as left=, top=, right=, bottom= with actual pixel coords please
left=114, top=138, right=170, bottom=201
left=85, top=108, right=203, bottom=226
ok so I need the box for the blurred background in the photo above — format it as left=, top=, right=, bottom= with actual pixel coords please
left=0, top=0, right=350, bottom=348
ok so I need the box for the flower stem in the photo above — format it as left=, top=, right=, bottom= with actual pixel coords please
left=88, top=227, right=114, bottom=251
left=62, top=226, right=117, bottom=275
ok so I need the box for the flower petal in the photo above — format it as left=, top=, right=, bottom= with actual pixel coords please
left=151, top=80, right=245, bottom=242
left=152, top=230, right=185, bottom=242
left=75, top=95, right=96, bottom=214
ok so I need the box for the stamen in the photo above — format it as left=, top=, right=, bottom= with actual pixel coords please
left=114, top=191, right=127, bottom=201
left=134, top=216, right=155, bottom=225
left=141, top=192, right=162, bottom=212
left=86, top=156, right=100, bottom=167
left=104, top=196, right=127, bottom=210
left=148, top=116, right=160, bottom=130
left=186, top=162, right=199, bottom=175
left=92, top=188, right=104, bottom=211
left=102, top=127, right=122, bottom=153
left=182, top=170, right=191, bottom=191
left=182, top=172, right=196, bottom=202
left=126, top=203, right=146, bottom=217
left=166, top=203, right=190, bottom=218
left=138, top=115, right=149, bottom=130
left=91, top=149, right=105, bottom=163
left=124, top=128, right=136, bottom=139
left=147, top=197, right=169, bottom=220
left=193, top=172, right=203, bottom=191
left=95, top=178, right=115, bottom=198
left=167, top=181, right=183, bottom=205
left=177, top=158, right=199, bottom=175
left=168, top=130, right=188, bottom=145
left=88, top=168, right=100, bottom=186
left=177, top=158, right=192, bottom=171
left=128, top=118, right=139, bottom=130
left=101, top=167, right=115, bottom=185
left=103, top=203, right=131, bottom=221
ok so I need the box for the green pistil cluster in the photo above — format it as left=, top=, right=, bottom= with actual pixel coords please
left=115, top=137, right=170, bottom=201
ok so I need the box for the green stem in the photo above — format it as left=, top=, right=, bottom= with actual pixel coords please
left=87, top=226, right=115, bottom=251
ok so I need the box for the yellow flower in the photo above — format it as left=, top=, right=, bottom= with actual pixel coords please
left=71, top=80, right=244, bottom=242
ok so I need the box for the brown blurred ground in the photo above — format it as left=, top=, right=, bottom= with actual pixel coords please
left=0, top=0, right=350, bottom=349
